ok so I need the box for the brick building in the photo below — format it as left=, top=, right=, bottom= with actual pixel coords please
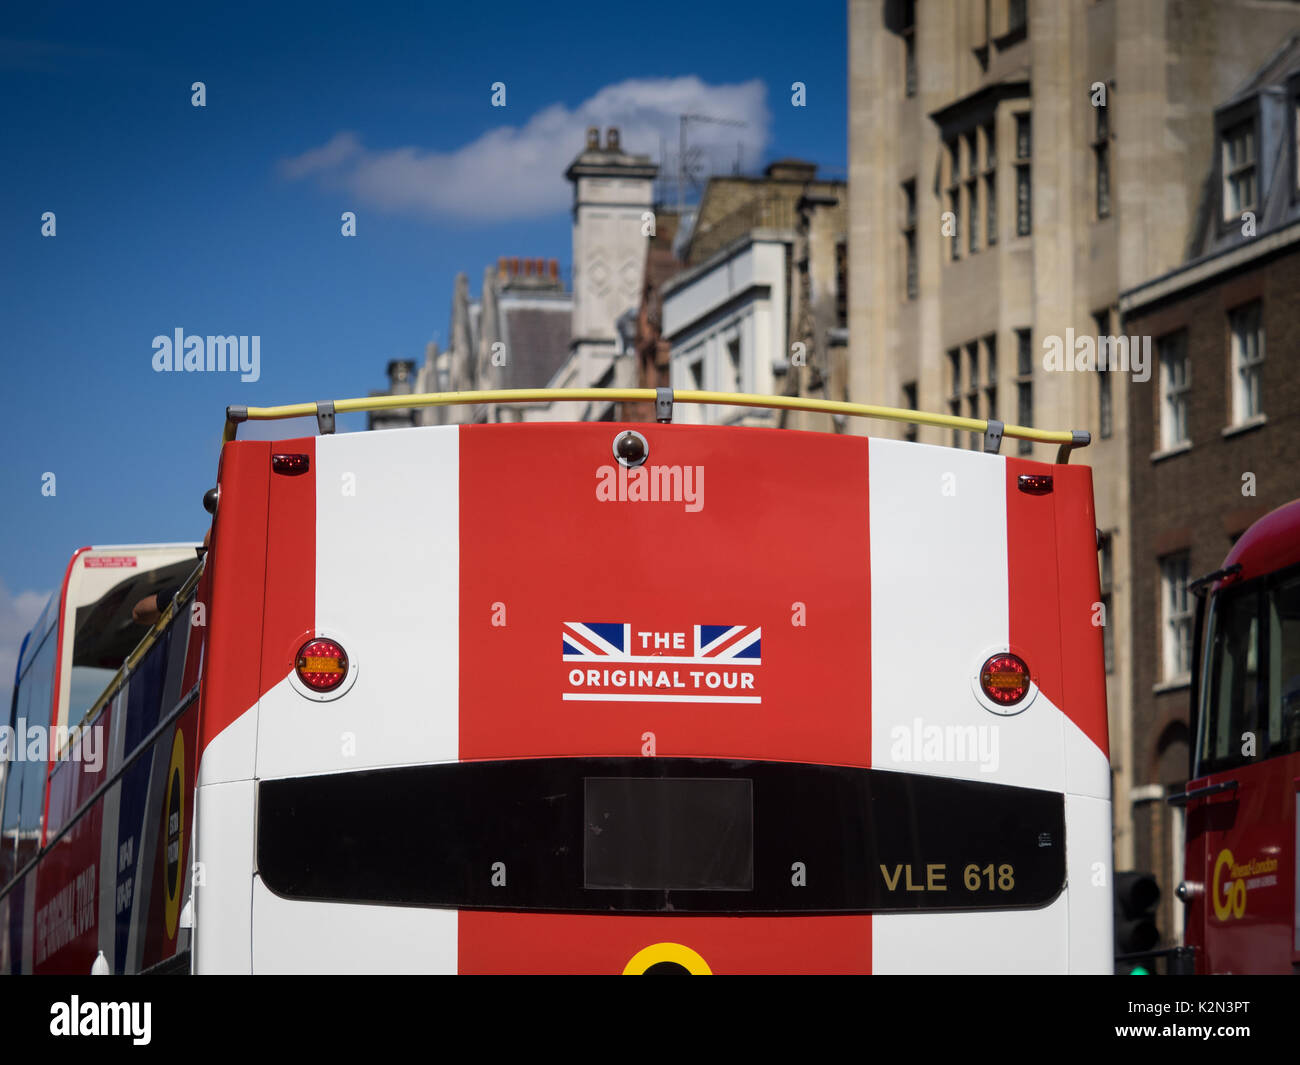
left=1119, top=38, right=1300, bottom=943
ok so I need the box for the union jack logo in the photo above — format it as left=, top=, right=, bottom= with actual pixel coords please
left=562, top=622, right=761, bottom=664
left=694, top=624, right=761, bottom=662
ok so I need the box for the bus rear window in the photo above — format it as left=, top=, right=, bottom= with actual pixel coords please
left=584, top=777, right=752, bottom=891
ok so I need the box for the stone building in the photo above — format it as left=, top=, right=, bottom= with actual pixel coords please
left=1119, top=36, right=1300, bottom=945
left=372, top=127, right=658, bottom=428
left=366, top=257, right=572, bottom=430
left=621, top=210, right=682, bottom=423
left=848, top=0, right=1300, bottom=894
left=659, top=160, right=848, bottom=429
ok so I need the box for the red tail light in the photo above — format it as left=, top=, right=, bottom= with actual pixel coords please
left=272, top=454, right=310, bottom=476
left=296, top=638, right=349, bottom=692
left=980, top=653, right=1030, bottom=706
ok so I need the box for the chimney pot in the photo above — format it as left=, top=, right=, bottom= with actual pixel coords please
left=510, top=256, right=520, bottom=275
left=586, top=126, right=600, bottom=149
left=606, top=127, right=620, bottom=151
left=497, top=256, right=506, bottom=277
left=524, top=258, right=534, bottom=275
left=549, top=259, right=558, bottom=279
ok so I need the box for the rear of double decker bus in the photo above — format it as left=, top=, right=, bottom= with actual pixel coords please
left=193, top=417, right=1111, bottom=973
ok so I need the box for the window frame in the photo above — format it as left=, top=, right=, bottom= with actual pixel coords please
left=1014, top=112, right=1032, bottom=236
left=1161, top=551, right=1194, bottom=685
left=902, top=179, right=918, bottom=300
left=1157, top=330, right=1190, bottom=451
left=1015, top=327, right=1032, bottom=455
left=1093, top=88, right=1111, bottom=221
left=1093, top=308, right=1113, bottom=439
left=1219, top=111, right=1259, bottom=225
left=1228, top=300, right=1264, bottom=425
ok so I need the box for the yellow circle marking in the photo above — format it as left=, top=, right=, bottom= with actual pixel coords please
left=623, top=942, right=712, bottom=975
left=163, top=730, right=186, bottom=939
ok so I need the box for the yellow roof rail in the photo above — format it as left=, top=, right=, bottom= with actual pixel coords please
left=223, top=388, right=1091, bottom=462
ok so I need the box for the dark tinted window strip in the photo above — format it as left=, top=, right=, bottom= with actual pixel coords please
left=257, top=758, right=1066, bottom=915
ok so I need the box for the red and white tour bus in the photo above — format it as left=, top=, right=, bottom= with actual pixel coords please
left=1181, top=498, right=1300, bottom=973
left=0, top=388, right=1111, bottom=974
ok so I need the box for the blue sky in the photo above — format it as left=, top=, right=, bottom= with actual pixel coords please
left=0, top=0, right=848, bottom=702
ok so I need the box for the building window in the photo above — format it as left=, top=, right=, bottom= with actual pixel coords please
left=726, top=336, right=742, bottom=392
left=1158, top=331, right=1190, bottom=450
left=1161, top=552, right=1193, bottom=683
left=835, top=240, right=849, bottom=328
left=947, top=347, right=962, bottom=447
left=1008, top=0, right=1027, bottom=34
left=1228, top=301, right=1264, bottom=424
left=1015, top=328, right=1032, bottom=455
left=689, top=357, right=705, bottom=391
left=983, top=333, right=998, bottom=426
left=902, top=180, right=918, bottom=300
left=1222, top=118, right=1257, bottom=222
left=967, top=341, right=981, bottom=450
left=946, top=141, right=961, bottom=260
left=1098, top=531, right=1114, bottom=675
left=965, top=131, right=979, bottom=255
left=1094, top=309, right=1113, bottom=439
left=983, top=121, right=997, bottom=246
left=1014, top=113, right=1032, bottom=236
left=1093, top=95, right=1111, bottom=220
left=902, top=381, right=919, bottom=443
left=902, top=0, right=916, bottom=98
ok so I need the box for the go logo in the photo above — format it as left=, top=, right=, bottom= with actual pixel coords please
left=1211, top=848, right=1247, bottom=921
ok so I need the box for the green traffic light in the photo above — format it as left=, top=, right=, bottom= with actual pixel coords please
left=1130, top=966, right=1149, bottom=975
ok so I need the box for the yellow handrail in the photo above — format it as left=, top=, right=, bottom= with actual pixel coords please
left=222, top=388, right=1089, bottom=458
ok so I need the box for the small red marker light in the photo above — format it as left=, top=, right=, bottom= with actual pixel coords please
left=296, top=638, right=348, bottom=692
left=272, top=454, right=310, bottom=476
left=980, top=653, right=1031, bottom=706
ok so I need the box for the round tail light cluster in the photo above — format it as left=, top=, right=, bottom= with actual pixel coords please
left=296, top=638, right=349, bottom=693
left=979, top=653, right=1031, bottom=707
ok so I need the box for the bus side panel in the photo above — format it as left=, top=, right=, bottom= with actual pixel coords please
left=196, top=440, right=270, bottom=784
left=194, top=440, right=272, bottom=974
left=1194, top=751, right=1300, bottom=973
left=137, top=702, right=198, bottom=971
left=32, top=800, right=101, bottom=974
left=1051, top=463, right=1109, bottom=782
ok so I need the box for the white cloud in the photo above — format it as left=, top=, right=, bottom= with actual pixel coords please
left=0, top=578, right=49, bottom=715
left=278, top=76, right=771, bottom=221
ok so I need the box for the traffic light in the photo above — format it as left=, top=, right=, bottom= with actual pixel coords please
left=1114, top=871, right=1160, bottom=973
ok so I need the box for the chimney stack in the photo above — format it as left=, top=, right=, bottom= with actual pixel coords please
left=549, top=258, right=558, bottom=280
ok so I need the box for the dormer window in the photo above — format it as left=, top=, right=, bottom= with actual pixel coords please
left=1222, top=118, right=1257, bottom=222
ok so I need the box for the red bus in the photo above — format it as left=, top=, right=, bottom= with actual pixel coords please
left=1, top=388, right=1110, bottom=974
left=1181, top=498, right=1300, bottom=973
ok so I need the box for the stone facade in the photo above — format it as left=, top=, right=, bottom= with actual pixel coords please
left=848, top=0, right=1300, bottom=901
left=660, top=161, right=848, bottom=429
